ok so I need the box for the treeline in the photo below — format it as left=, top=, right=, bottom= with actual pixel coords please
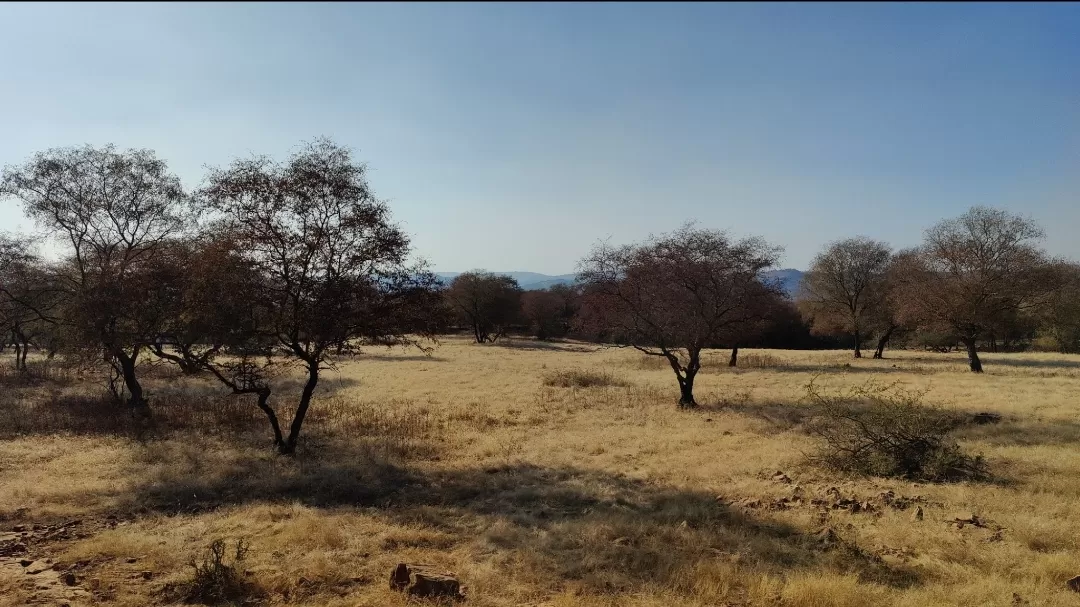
left=1, top=139, right=1077, bottom=446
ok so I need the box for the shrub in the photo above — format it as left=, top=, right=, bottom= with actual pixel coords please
left=804, top=378, right=987, bottom=482
left=542, top=369, right=628, bottom=388
left=182, top=538, right=257, bottom=606
left=734, top=352, right=783, bottom=369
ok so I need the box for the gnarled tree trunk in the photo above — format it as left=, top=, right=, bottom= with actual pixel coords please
left=114, top=349, right=148, bottom=411
left=872, top=325, right=896, bottom=359
left=281, top=359, right=320, bottom=454
left=669, top=349, right=700, bottom=408
left=729, top=346, right=739, bottom=368
left=962, top=337, right=983, bottom=373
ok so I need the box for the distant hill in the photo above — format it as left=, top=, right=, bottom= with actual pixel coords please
left=435, top=269, right=804, bottom=296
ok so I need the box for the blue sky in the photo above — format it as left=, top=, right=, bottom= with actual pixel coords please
left=1, top=2, right=1078, bottom=273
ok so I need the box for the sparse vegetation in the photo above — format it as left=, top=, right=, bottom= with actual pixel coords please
left=542, top=368, right=628, bottom=388
left=180, top=538, right=258, bottom=606
left=804, top=378, right=988, bottom=481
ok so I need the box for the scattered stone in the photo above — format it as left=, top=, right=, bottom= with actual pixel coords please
left=722, top=430, right=732, bottom=436
left=1066, top=575, right=1080, bottom=592
left=912, top=506, right=924, bottom=521
left=125, top=557, right=138, bottom=564
left=12, top=525, right=27, bottom=533
left=25, top=561, right=51, bottom=574
left=20, top=559, right=34, bottom=567
left=389, top=563, right=463, bottom=599
left=704, top=418, right=713, bottom=422
left=62, top=572, right=77, bottom=586
left=141, top=570, right=152, bottom=580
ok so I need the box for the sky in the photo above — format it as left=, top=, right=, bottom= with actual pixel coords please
left=1, top=2, right=1078, bottom=274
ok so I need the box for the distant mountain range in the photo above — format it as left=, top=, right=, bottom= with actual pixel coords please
left=435, top=269, right=805, bottom=296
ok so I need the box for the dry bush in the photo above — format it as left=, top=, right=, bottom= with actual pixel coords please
left=804, top=378, right=988, bottom=482
left=734, top=352, right=784, bottom=369
left=176, top=538, right=261, bottom=606
left=543, top=368, right=628, bottom=388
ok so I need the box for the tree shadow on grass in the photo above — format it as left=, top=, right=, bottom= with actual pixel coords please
left=100, top=439, right=921, bottom=596
left=0, top=376, right=361, bottom=440
left=487, top=339, right=601, bottom=353
left=954, top=418, right=1080, bottom=447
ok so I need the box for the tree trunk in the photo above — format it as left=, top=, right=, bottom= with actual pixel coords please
left=962, top=338, right=983, bottom=373
left=872, top=325, right=896, bottom=359
left=115, top=350, right=149, bottom=411
left=281, top=360, right=320, bottom=454
left=670, top=349, right=700, bottom=408
left=729, top=346, right=739, bottom=368
left=256, top=389, right=285, bottom=448
left=989, top=333, right=997, bottom=353
left=853, top=329, right=862, bottom=358
left=13, top=341, right=23, bottom=371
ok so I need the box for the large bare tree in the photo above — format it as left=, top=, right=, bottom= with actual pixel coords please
left=199, top=138, right=444, bottom=453
left=577, top=223, right=783, bottom=407
left=1, top=145, right=192, bottom=408
left=798, top=237, right=892, bottom=358
left=891, top=207, right=1061, bottom=372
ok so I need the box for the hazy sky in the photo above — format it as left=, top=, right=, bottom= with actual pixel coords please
left=1, top=2, right=1078, bottom=273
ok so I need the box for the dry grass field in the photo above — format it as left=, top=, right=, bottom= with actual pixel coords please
left=2, top=336, right=1080, bottom=606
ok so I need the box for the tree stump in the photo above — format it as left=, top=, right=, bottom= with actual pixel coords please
left=389, top=563, right=463, bottom=599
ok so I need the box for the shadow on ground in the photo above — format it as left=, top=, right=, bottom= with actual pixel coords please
left=84, top=436, right=921, bottom=597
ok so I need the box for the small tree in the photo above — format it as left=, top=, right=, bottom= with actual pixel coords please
left=891, top=207, right=1061, bottom=372
left=1, top=145, right=192, bottom=408
left=798, top=237, right=892, bottom=358
left=577, top=223, right=783, bottom=407
left=200, top=138, right=443, bottom=454
left=445, top=271, right=523, bottom=343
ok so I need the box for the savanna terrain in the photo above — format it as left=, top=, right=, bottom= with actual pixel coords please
left=1, top=336, right=1079, bottom=607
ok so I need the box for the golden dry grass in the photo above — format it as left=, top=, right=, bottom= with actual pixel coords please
left=1, top=337, right=1080, bottom=606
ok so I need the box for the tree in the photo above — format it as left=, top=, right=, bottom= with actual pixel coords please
left=1037, top=263, right=1080, bottom=353
left=199, top=138, right=443, bottom=454
left=522, top=283, right=580, bottom=340
left=891, top=207, right=1061, bottom=372
left=1, top=145, right=192, bottom=408
left=0, top=234, right=58, bottom=371
left=798, top=237, right=892, bottom=358
left=577, top=223, right=783, bottom=407
left=445, top=272, right=523, bottom=343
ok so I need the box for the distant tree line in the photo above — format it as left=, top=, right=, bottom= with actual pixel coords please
left=1, top=139, right=1077, bottom=437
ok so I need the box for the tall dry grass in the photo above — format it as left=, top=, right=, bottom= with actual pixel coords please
left=1, top=339, right=1079, bottom=606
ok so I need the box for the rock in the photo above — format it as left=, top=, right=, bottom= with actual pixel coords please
left=792, top=485, right=805, bottom=499
left=912, top=506, right=924, bottom=521
left=125, top=557, right=138, bottom=564
left=389, top=563, right=463, bottom=599
left=972, top=412, right=1002, bottom=425
left=25, top=561, right=51, bottom=574
left=12, top=525, right=27, bottom=532
left=62, top=572, right=77, bottom=586
left=20, top=559, right=34, bottom=567
left=772, top=471, right=791, bottom=484
left=1066, top=575, right=1080, bottom=592
left=141, top=570, right=152, bottom=580
left=612, top=537, right=631, bottom=546
left=704, top=418, right=712, bottom=422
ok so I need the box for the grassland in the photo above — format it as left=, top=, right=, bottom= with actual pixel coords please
left=1, top=336, right=1079, bottom=606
